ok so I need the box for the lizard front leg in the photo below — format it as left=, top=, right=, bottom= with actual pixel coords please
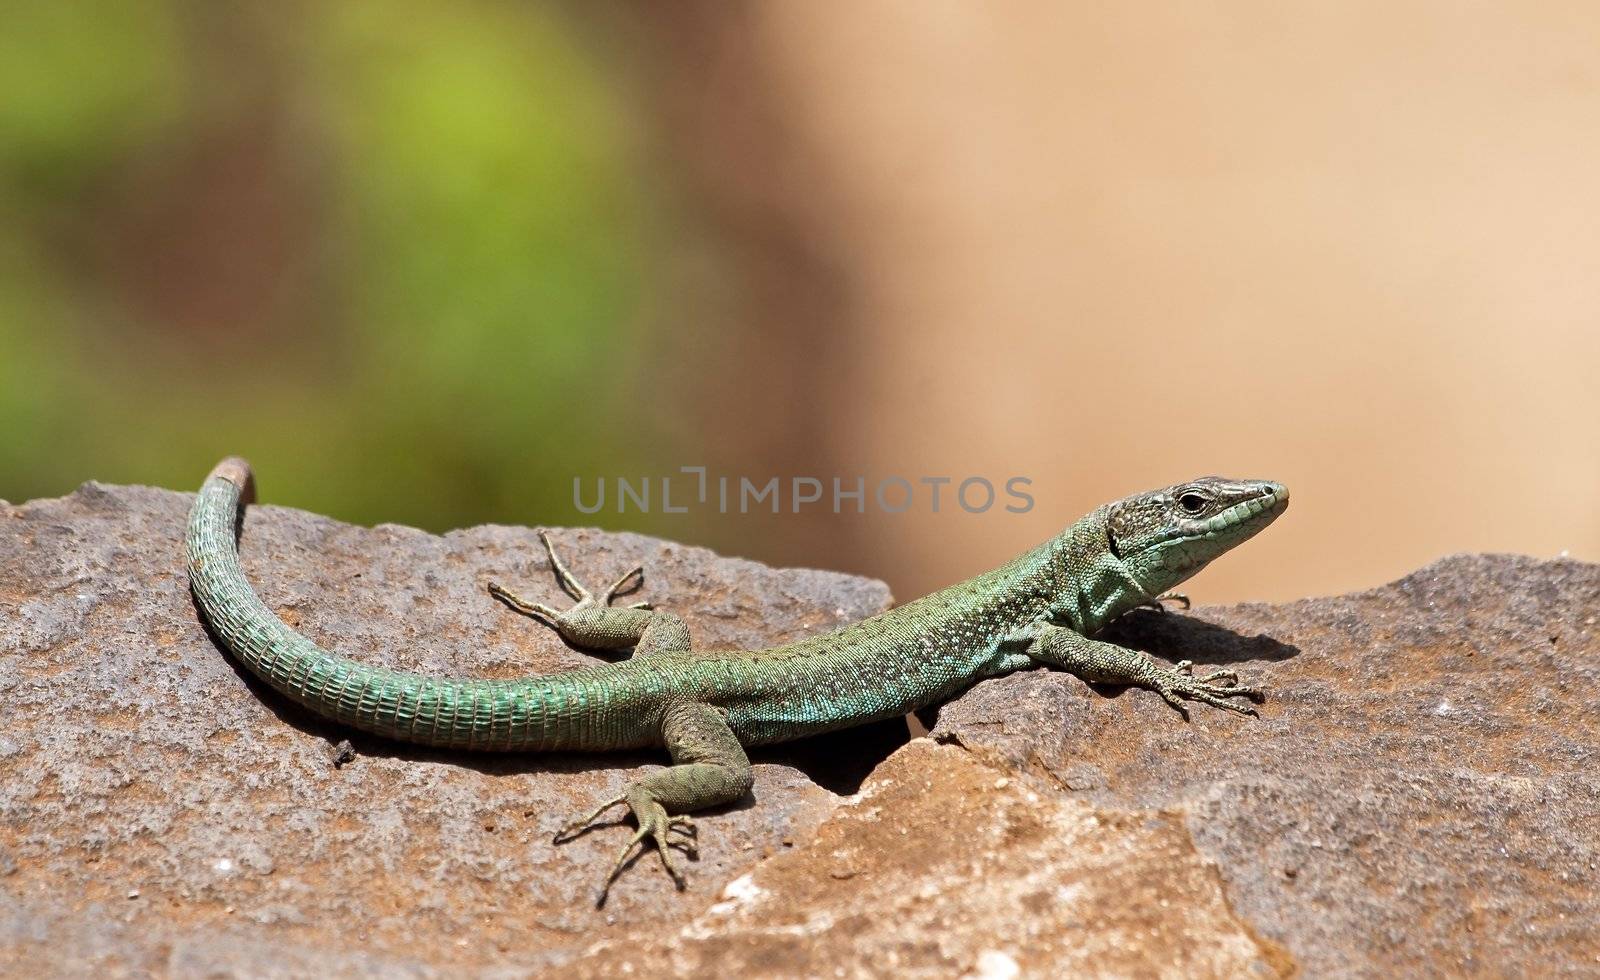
left=557, top=700, right=753, bottom=906
left=1018, top=622, right=1263, bottom=719
left=488, top=531, right=692, bottom=657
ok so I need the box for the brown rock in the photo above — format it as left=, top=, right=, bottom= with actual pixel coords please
left=572, top=739, right=1288, bottom=978
left=931, top=553, right=1600, bottom=977
left=5, top=481, right=1595, bottom=977
left=0, top=482, right=894, bottom=975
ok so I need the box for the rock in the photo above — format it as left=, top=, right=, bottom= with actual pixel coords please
left=570, top=739, right=1289, bottom=978
left=5, top=481, right=1596, bottom=977
left=0, top=482, right=896, bottom=976
left=930, top=554, right=1600, bottom=977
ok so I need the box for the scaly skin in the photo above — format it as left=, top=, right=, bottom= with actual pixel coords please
left=186, top=456, right=1288, bottom=902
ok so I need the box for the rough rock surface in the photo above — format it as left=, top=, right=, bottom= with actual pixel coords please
left=571, top=739, right=1290, bottom=978
left=4, top=482, right=1597, bottom=978
left=0, top=482, right=897, bottom=976
left=931, top=553, right=1600, bottom=977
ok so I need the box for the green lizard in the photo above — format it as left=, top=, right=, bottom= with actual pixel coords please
left=186, top=457, right=1287, bottom=903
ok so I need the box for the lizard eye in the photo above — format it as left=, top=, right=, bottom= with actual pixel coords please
left=1178, top=492, right=1208, bottom=515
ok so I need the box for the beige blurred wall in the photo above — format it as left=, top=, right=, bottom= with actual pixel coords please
left=631, top=1, right=1600, bottom=603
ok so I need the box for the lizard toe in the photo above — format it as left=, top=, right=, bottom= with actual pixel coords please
left=554, top=794, right=627, bottom=844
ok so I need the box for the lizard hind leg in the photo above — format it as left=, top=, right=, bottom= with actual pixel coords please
left=558, top=701, right=753, bottom=907
left=488, top=531, right=690, bottom=657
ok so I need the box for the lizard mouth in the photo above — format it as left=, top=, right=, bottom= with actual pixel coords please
left=1202, top=483, right=1289, bottom=534
left=1161, top=481, right=1289, bottom=548
left=1105, top=478, right=1289, bottom=566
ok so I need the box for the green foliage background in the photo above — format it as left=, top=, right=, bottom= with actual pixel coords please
left=0, top=2, right=665, bottom=534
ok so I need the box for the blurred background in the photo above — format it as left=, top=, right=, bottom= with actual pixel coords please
left=2, top=1, right=1596, bottom=605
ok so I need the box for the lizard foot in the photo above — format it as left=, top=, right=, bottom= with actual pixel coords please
left=1140, top=591, right=1191, bottom=612
left=1149, top=660, right=1263, bottom=720
left=487, top=530, right=650, bottom=627
left=555, top=791, right=699, bottom=907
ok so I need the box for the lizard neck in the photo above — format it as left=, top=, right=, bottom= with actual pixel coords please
left=1043, top=506, right=1151, bottom=635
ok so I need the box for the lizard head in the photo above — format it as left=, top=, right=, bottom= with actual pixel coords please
left=1106, top=477, right=1289, bottom=598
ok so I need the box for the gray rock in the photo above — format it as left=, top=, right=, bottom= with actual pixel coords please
left=5, top=480, right=1596, bottom=978
left=930, top=553, right=1600, bottom=978
left=0, top=482, right=895, bottom=976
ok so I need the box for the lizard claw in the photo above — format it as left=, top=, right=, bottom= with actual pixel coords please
left=591, top=801, right=698, bottom=908
left=1142, top=592, right=1191, bottom=612
left=601, top=565, right=646, bottom=604
left=541, top=530, right=592, bottom=602
left=666, top=815, right=699, bottom=858
left=1173, top=660, right=1240, bottom=686
left=553, top=794, right=626, bottom=844
left=489, top=533, right=651, bottom=626
left=486, top=581, right=563, bottom=626
left=1150, top=661, right=1264, bottom=720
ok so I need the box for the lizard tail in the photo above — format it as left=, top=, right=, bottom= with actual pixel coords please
left=185, top=457, right=632, bottom=752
